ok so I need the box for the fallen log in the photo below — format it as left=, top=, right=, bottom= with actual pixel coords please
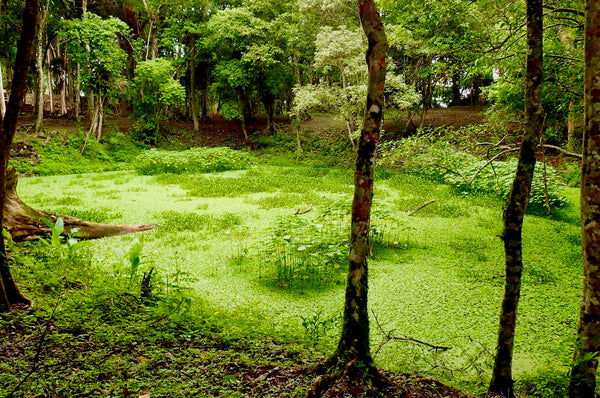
left=4, top=168, right=157, bottom=242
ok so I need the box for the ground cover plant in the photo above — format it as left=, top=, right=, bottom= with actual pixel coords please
left=1, top=155, right=582, bottom=397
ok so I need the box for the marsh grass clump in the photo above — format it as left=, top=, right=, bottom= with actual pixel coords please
left=156, top=211, right=243, bottom=235
left=134, top=147, right=252, bottom=175
left=49, top=207, right=123, bottom=223
left=253, top=200, right=410, bottom=290
left=257, top=213, right=347, bottom=290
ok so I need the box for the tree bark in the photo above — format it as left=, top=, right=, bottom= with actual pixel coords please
left=47, top=48, right=54, bottom=116
left=58, top=41, right=67, bottom=116
left=3, top=168, right=156, bottom=242
left=0, top=0, right=39, bottom=312
left=0, top=61, right=6, bottom=119
left=189, top=36, right=199, bottom=132
left=568, top=96, right=576, bottom=152
left=306, top=2, right=387, bottom=395
left=488, top=0, right=543, bottom=396
left=34, top=5, right=47, bottom=134
left=262, top=92, right=275, bottom=135
left=569, top=1, right=600, bottom=396
left=239, top=89, right=251, bottom=142
left=75, top=62, right=81, bottom=120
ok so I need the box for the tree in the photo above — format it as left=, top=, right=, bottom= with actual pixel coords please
left=306, top=0, right=388, bottom=395
left=130, top=58, right=185, bottom=145
left=488, top=0, right=543, bottom=396
left=205, top=4, right=294, bottom=140
left=61, top=13, right=130, bottom=147
left=0, top=0, right=39, bottom=312
left=568, top=1, right=600, bottom=396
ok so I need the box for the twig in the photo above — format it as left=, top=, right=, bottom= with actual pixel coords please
left=467, top=147, right=520, bottom=185
left=389, top=336, right=451, bottom=352
left=416, top=163, right=468, bottom=183
left=294, top=204, right=313, bottom=215
left=7, top=296, right=62, bottom=397
left=405, top=200, right=435, bottom=216
left=146, top=298, right=185, bottom=327
left=371, top=310, right=451, bottom=356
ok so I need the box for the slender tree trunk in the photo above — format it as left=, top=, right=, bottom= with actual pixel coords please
left=306, top=3, right=387, bottom=397
left=59, top=42, right=67, bottom=115
left=189, top=36, right=199, bottom=131
left=95, top=96, right=103, bottom=142
left=239, top=89, right=251, bottom=142
left=263, top=92, right=275, bottom=135
left=569, top=1, right=600, bottom=396
left=75, top=62, right=81, bottom=120
left=0, top=0, right=39, bottom=312
left=34, top=7, right=46, bottom=133
left=47, top=49, right=53, bottom=116
left=0, top=61, right=6, bottom=119
left=488, top=0, right=543, bottom=396
left=568, top=96, right=576, bottom=152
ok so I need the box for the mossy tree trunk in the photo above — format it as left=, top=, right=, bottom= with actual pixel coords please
left=0, top=0, right=39, bottom=312
left=569, top=1, right=600, bottom=396
left=306, top=2, right=387, bottom=396
left=488, top=0, right=543, bottom=396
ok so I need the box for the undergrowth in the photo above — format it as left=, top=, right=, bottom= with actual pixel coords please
left=134, top=147, right=253, bottom=175
left=378, top=126, right=567, bottom=210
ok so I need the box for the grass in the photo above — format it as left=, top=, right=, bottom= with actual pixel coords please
left=5, top=161, right=583, bottom=397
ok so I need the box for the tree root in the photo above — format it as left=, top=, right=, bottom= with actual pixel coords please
left=305, top=355, right=391, bottom=398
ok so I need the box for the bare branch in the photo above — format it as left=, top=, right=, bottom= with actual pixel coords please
left=541, top=144, right=582, bottom=159
left=405, top=200, right=435, bottom=216
left=293, top=204, right=313, bottom=215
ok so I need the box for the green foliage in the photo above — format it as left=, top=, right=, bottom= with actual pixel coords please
left=10, top=128, right=143, bottom=176
left=378, top=127, right=566, bottom=209
left=155, top=211, right=243, bottom=236
left=130, top=58, right=186, bottom=144
left=257, top=212, right=347, bottom=290
left=300, top=309, right=339, bottom=344
left=515, top=371, right=569, bottom=398
left=134, top=147, right=252, bottom=175
left=559, top=160, right=581, bottom=188
left=61, top=13, right=130, bottom=96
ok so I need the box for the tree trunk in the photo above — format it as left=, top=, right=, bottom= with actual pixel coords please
left=75, top=62, right=81, bottom=120
left=34, top=7, right=46, bottom=133
left=3, top=168, right=156, bottom=242
left=59, top=42, right=67, bottom=116
left=95, top=96, right=104, bottom=142
left=47, top=49, right=53, bottom=116
left=306, top=2, right=387, bottom=396
left=569, top=1, right=600, bottom=396
left=568, top=96, right=576, bottom=152
left=263, top=92, right=275, bottom=135
left=239, top=89, right=251, bottom=142
left=189, top=36, right=199, bottom=131
left=0, top=61, right=5, bottom=120
left=488, top=0, right=543, bottom=396
left=0, top=0, right=39, bottom=312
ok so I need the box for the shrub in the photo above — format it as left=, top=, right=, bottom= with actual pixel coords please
left=133, top=147, right=253, bottom=175
left=378, top=129, right=566, bottom=209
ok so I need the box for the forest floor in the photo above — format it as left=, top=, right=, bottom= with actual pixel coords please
left=2, top=310, right=479, bottom=397
left=31, top=106, right=489, bottom=149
